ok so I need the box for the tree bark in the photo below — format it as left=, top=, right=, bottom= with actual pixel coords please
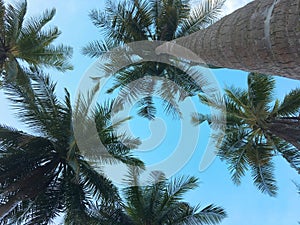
left=157, top=0, right=300, bottom=80
left=267, top=119, right=300, bottom=150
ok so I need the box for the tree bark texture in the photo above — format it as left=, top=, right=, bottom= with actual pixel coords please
left=159, top=0, right=300, bottom=79
left=268, top=119, right=300, bottom=150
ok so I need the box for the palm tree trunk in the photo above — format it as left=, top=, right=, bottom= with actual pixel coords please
left=268, top=119, right=300, bottom=149
left=157, top=0, right=300, bottom=79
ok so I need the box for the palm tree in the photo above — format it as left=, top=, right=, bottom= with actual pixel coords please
left=193, top=73, right=300, bottom=196
left=0, top=68, right=143, bottom=224
left=96, top=169, right=227, bottom=225
left=83, top=0, right=226, bottom=119
left=156, top=0, right=300, bottom=79
left=0, top=0, right=73, bottom=85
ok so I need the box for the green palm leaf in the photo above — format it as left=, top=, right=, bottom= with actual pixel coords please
left=0, top=0, right=72, bottom=86
left=84, top=0, right=225, bottom=119
left=276, top=88, right=300, bottom=117
left=176, top=0, right=226, bottom=36
left=247, top=73, right=275, bottom=112
left=198, top=72, right=300, bottom=196
left=248, top=142, right=277, bottom=196
left=118, top=171, right=226, bottom=225
left=1, top=68, right=142, bottom=222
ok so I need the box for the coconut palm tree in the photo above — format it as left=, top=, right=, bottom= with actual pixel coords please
left=193, top=73, right=300, bottom=196
left=83, top=0, right=226, bottom=119
left=0, top=68, right=143, bottom=224
left=95, top=169, right=227, bottom=225
left=0, top=0, right=72, bottom=85
left=156, top=0, right=300, bottom=79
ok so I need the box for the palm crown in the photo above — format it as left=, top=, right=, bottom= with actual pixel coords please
left=96, top=169, right=227, bottom=225
left=193, top=73, right=300, bottom=196
left=0, top=68, right=143, bottom=224
left=0, top=0, right=72, bottom=85
left=83, top=0, right=225, bottom=119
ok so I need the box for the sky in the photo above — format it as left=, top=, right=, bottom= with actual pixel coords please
left=1, top=0, right=300, bottom=224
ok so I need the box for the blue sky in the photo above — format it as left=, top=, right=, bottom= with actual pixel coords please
left=1, top=0, right=300, bottom=224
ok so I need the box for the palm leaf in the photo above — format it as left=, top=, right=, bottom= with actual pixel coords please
left=267, top=135, right=300, bottom=174
left=4, top=0, right=27, bottom=44
left=3, top=68, right=66, bottom=139
left=82, top=39, right=116, bottom=58
left=166, top=176, right=199, bottom=202
left=248, top=143, right=277, bottom=197
left=79, top=159, right=120, bottom=202
left=176, top=0, right=226, bottom=36
left=247, top=73, right=275, bottom=112
left=63, top=173, right=97, bottom=225
left=191, top=112, right=211, bottom=125
left=276, top=88, right=300, bottom=117
left=136, top=96, right=157, bottom=120
left=186, top=204, right=227, bottom=225
left=21, top=8, right=56, bottom=34
left=219, top=128, right=250, bottom=185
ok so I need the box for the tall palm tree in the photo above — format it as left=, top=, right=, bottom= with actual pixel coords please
left=83, top=0, right=226, bottom=119
left=193, top=73, right=300, bottom=196
left=0, top=68, right=143, bottom=224
left=96, top=169, right=227, bottom=225
left=0, top=0, right=73, bottom=85
left=156, top=0, right=300, bottom=79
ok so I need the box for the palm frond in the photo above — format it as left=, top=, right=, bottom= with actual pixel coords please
left=79, top=159, right=120, bottom=202
left=0, top=125, right=56, bottom=184
left=4, top=0, right=27, bottom=44
left=82, top=39, right=116, bottom=58
left=1, top=1, right=73, bottom=74
left=147, top=170, right=166, bottom=185
left=120, top=170, right=226, bottom=224
left=176, top=0, right=226, bottom=37
left=278, top=144, right=300, bottom=174
left=276, top=88, right=300, bottom=117
left=167, top=176, right=199, bottom=202
left=122, top=165, right=143, bottom=186
left=267, top=135, right=300, bottom=174
left=63, top=173, right=97, bottom=225
left=248, top=143, right=277, bottom=197
left=191, top=112, right=211, bottom=125
left=247, top=73, right=275, bottom=112
left=95, top=201, right=133, bottom=225
left=123, top=185, right=145, bottom=223
left=90, top=0, right=150, bottom=43
left=219, top=128, right=250, bottom=185
left=28, top=44, right=73, bottom=71
left=164, top=65, right=202, bottom=97
left=198, top=93, right=226, bottom=112
left=20, top=180, right=64, bottom=225
left=3, top=68, right=66, bottom=139
left=188, top=204, right=227, bottom=225
left=21, top=8, right=56, bottom=36
left=136, top=96, right=157, bottom=120
left=225, top=87, right=249, bottom=112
